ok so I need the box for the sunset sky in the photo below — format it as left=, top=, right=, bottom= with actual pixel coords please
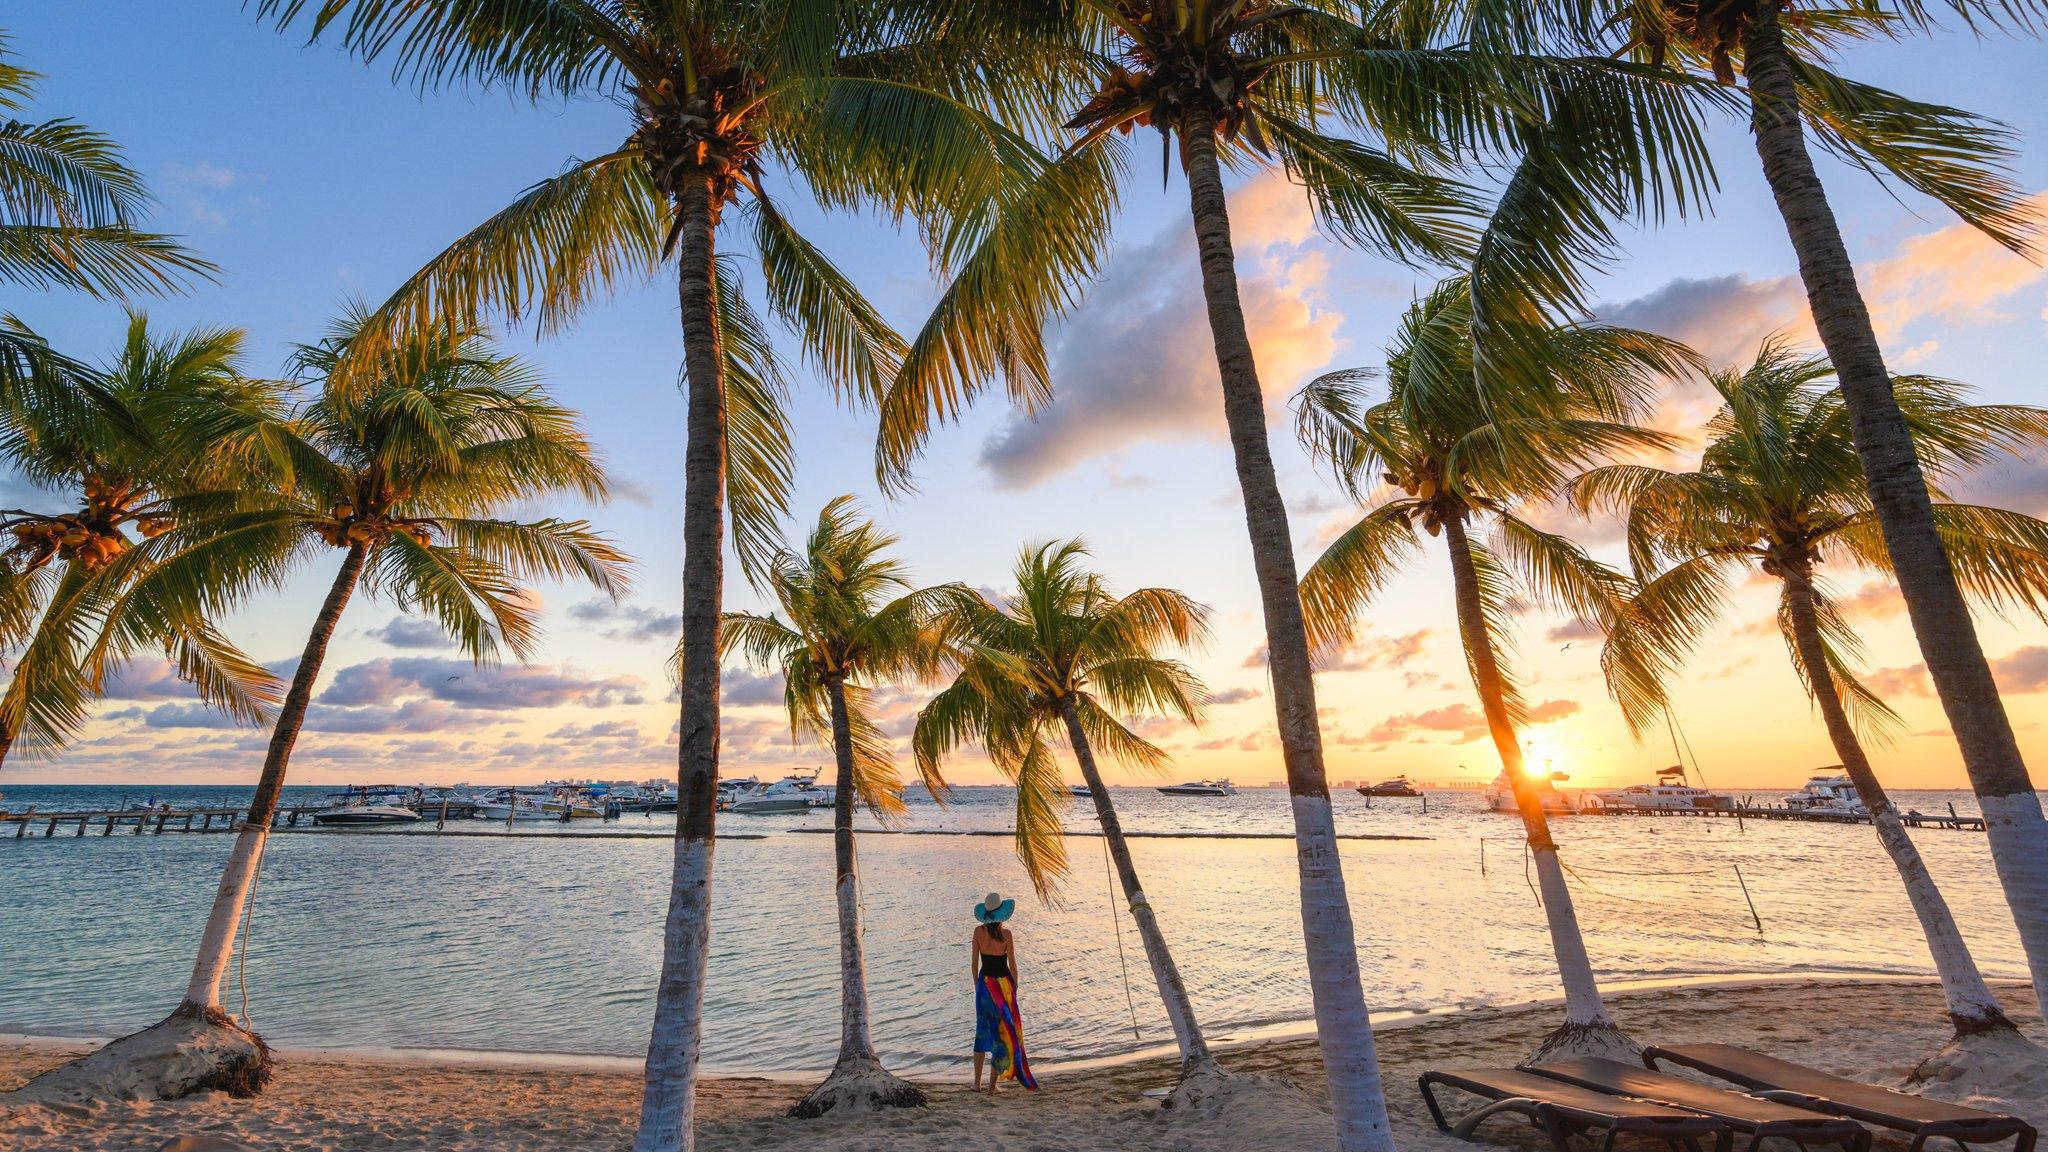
left=7, top=6, right=2048, bottom=791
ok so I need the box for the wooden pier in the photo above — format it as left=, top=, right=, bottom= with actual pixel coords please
left=1577, top=803, right=1986, bottom=831
left=0, top=801, right=454, bottom=838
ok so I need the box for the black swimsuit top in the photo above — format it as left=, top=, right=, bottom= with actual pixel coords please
left=979, top=936, right=1011, bottom=979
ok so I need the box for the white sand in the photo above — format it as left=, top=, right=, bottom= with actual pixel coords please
left=3, top=978, right=2043, bottom=1151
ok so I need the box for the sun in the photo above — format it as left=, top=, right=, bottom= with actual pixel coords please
left=1519, top=745, right=1567, bottom=781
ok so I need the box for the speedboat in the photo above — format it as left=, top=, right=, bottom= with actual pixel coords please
left=1783, top=772, right=1868, bottom=817
left=1157, top=780, right=1234, bottom=797
left=1068, top=784, right=1093, bottom=798
left=714, top=777, right=761, bottom=809
left=536, top=781, right=610, bottom=818
left=727, top=773, right=830, bottom=815
left=1358, top=776, right=1421, bottom=798
left=309, top=787, right=421, bottom=827
left=1486, top=769, right=1578, bottom=815
left=608, top=784, right=676, bottom=813
left=473, top=787, right=567, bottom=821
left=1592, top=765, right=1734, bottom=811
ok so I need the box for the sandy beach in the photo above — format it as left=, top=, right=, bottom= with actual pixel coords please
left=6, top=978, right=2044, bottom=1151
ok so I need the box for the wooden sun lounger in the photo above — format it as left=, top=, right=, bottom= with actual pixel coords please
left=1644, top=1044, right=2037, bottom=1152
left=1420, top=1067, right=1735, bottom=1152
left=1529, top=1057, right=1872, bottom=1152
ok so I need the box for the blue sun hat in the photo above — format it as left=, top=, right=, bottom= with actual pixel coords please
left=974, top=891, right=1015, bottom=924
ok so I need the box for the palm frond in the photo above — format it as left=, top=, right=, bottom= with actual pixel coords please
left=1792, top=60, right=2037, bottom=256
left=1009, top=727, right=1071, bottom=903
left=1299, top=499, right=1425, bottom=657
left=746, top=189, right=907, bottom=407
left=715, top=256, right=798, bottom=587
left=876, top=140, right=1125, bottom=493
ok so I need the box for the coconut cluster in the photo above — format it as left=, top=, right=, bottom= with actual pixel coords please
left=5, top=476, right=165, bottom=572
left=1062, top=1, right=1285, bottom=152
left=630, top=58, right=766, bottom=208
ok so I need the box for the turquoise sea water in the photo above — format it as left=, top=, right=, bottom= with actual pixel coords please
left=0, top=783, right=2030, bottom=1074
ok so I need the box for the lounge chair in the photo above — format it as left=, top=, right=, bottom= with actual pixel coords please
left=1529, top=1057, right=1872, bottom=1152
left=1420, top=1067, right=1735, bottom=1152
left=1645, top=1044, right=2037, bottom=1152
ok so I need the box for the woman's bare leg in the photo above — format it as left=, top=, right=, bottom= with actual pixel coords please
left=972, top=1051, right=985, bottom=1091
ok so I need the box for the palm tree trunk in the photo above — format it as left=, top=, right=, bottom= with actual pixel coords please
left=1778, top=565, right=2014, bottom=1034
left=635, top=176, right=727, bottom=1152
left=182, top=540, right=368, bottom=1013
left=788, top=676, right=923, bottom=1117
left=1058, top=695, right=1217, bottom=1080
left=1180, top=111, right=1391, bottom=1152
left=1440, top=515, right=1621, bottom=1050
left=825, top=677, right=877, bottom=1065
left=1742, top=1, right=2048, bottom=1017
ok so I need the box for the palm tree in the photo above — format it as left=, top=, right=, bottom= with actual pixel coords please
left=1578, top=342, right=2048, bottom=1052
left=870, top=13, right=1720, bottom=1142
left=915, top=540, right=1226, bottom=1101
left=1294, top=276, right=1686, bottom=1060
left=249, top=8, right=1061, bottom=1142
left=16, top=314, right=630, bottom=1103
left=1390, top=0, right=2048, bottom=1024
left=0, top=315, right=284, bottom=772
left=718, top=496, right=948, bottom=1117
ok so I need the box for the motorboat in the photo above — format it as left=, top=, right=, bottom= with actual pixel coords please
left=309, top=787, right=421, bottom=827
left=1485, top=768, right=1578, bottom=815
left=409, top=786, right=480, bottom=820
left=1783, top=772, right=1868, bottom=817
left=727, top=773, right=832, bottom=815
left=1157, top=780, right=1235, bottom=797
left=1358, top=776, right=1421, bottom=798
left=715, top=776, right=761, bottom=808
left=1591, top=765, right=1735, bottom=811
left=537, top=781, right=611, bottom=818
left=1067, top=784, right=1093, bottom=798
left=472, top=786, right=590, bottom=821
left=608, top=784, right=676, bottom=813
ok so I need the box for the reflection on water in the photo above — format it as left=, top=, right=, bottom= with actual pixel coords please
left=0, top=784, right=2029, bottom=1073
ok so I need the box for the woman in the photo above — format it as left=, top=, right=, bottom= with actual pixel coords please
left=970, top=892, right=1036, bottom=1093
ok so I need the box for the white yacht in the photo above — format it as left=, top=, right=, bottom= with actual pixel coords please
left=727, top=773, right=832, bottom=815
left=716, top=776, right=762, bottom=805
left=472, top=788, right=555, bottom=821
left=1486, top=768, right=1578, bottom=814
left=309, top=787, right=421, bottom=827
left=1592, top=766, right=1735, bottom=812
left=1783, top=772, right=1868, bottom=816
left=1157, top=780, right=1235, bottom=797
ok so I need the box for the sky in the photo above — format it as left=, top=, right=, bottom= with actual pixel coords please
left=5, top=6, right=2048, bottom=791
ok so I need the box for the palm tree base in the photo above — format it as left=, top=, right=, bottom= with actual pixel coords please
left=1528, top=1020, right=1641, bottom=1065
left=1908, top=1024, right=2048, bottom=1092
left=1162, top=1060, right=1233, bottom=1111
left=786, top=1054, right=927, bottom=1118
left=5, top=1004, right=270, bottom=1105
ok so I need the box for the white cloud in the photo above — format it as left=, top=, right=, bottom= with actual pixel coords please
left=978, top=172, right=1344, bottom=487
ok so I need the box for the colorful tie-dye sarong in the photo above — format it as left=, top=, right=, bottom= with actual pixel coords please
left=974, top=974, right=1037, bottom=1088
